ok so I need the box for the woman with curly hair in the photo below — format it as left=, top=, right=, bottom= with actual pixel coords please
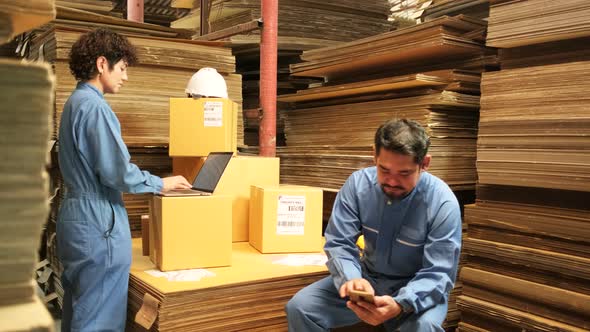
left=57, top=28, right=191, bottom=331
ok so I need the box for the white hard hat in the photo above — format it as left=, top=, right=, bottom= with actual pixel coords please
left=185, top=67, right=228, bottom=98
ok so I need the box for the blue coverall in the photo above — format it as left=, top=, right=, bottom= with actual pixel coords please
left=57, top=82, right=163, bottom=331
left=286, top=167, right=462, bottom=331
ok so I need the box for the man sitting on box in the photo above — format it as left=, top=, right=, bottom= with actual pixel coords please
left=286, top=119, right=461, bottom=331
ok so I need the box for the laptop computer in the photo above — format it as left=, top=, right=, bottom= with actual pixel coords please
left=160, top=152, right=233, bottom=197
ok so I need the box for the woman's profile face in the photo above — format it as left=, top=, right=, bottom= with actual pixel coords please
left=100, top=59, right=128, bottom=94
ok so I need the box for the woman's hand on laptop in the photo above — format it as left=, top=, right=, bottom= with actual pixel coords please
left=161, top=176, right=192, bottom=193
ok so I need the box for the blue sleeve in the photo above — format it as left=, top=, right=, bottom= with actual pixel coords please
left=77, top=101, right=163, bottom=194
left=324, top=173, right=363, bottom=291
left=393, top=198, right=462, bottom=313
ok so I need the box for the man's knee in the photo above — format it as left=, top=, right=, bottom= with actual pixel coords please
left=285, top=290, right=305, bottom=316
left=400, top=306, right=445, bottom=332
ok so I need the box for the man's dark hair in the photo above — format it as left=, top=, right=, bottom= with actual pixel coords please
left=68, top=28, right=138, bottom=82
left=374, top=119, right=431, bottom=164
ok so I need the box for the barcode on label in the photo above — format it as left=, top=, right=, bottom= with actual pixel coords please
left=277, top=221, right=305, bottom=227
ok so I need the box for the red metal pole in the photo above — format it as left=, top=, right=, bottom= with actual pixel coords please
left=127, top=0, right=144, bottom=23
left=259, top=0, right=278, bottom=157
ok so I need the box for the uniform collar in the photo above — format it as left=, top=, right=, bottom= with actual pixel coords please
left=78, top=81, right=104, bottom=99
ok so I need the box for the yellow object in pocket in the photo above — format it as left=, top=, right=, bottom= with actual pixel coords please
left=356, top=235, right=365, bottom=250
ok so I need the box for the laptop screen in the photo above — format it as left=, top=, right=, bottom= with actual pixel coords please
left=192, top=152, right=233, bottom=193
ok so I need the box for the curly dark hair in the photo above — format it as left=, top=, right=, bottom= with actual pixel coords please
left=68, top=28, right=138, bottom=81
left=374, top=119, right=431, bottom=164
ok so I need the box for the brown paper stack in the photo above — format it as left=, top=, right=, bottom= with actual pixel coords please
left=0, top=0, right=55, bottom=43
left=28, top=24, right=242, bottom=146
left=184, top=0, right=393, bottom=146
left=0, top=59, right=54, bottom=330
left=275, top=16, right=490, bottom=193
left=487, top=0, right=590, bottom=48
left=172, top=0, right=391, bottom=43
left=459, top=186, right=590, bottom=331
left=477, top=60, right=590, bottom=191
left=126, top=240, right=328, bottom=332
left=421, top=0, right=490, bottom=22
left=55, top=0, right=115, bottom=15
left=290, top=16, right=486, bottom=81
left=457, top=1, right=590, bottom=330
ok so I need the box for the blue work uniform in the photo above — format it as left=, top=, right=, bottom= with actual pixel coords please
left=57, top=82, right=163, bottom=332
left=286, top=167, right=462, bottom=331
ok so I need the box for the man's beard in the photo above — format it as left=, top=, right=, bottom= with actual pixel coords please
left=381, top=184, right=408, bottom=199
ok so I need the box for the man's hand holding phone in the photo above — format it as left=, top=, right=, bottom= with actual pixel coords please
left=348, top=289, right=375, bottom=304
left=340, top=278, right=403, bottom=326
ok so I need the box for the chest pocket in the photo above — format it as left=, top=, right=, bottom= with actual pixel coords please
left=361, top=225, right=379, bottom=253
left=390, top=225, right=425, bottom=276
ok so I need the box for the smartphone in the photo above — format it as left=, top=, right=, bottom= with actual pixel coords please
left=348, top=289, right=375, bottom=304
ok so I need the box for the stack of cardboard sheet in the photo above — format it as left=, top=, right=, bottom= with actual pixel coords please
left=236, top=48, right=324, bottom=146
left=278, top=137, right=477, bottom=192
left=388, top=0, right=430, bottom=27
left=126, top=239, right=328, bottom=331
left=56, top=0, right=115, bottom=15
left=172, top=0, right=390, bottom=42
left=477, top=60, right=590, bottom=192
left=186, top=0, right=392, bottom=147
left=487, top=0, right=590, bottom=48
left=290, top=16, right=486, bottom=81
left=457, top=3, right=590, bottom=329
left=112, top=0, right=191, bottom=26
left=0, top=59, right=54, bottom=330
left=124, top=147, right=172, bottom=238
left=276, top=16, right=488, bottom=193
left=0, top=0, right=55, bottom=43
left=28, top=24, right=242, bottom=146
left=459, top=185, right=590, bottom=331
left=49, top=5, right=187, bottom=38
left=421, top=0, right=490, bottom=21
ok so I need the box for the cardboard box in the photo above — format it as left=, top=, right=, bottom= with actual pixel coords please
left=172, top=156, right=206, bottom=182
left=169, top=98, right=237, bottom=157
left=150, top=195, right=232, bottom=271
left=215, top=156, right=280, bottom=242
left=249, top=185, right=323, bottom=253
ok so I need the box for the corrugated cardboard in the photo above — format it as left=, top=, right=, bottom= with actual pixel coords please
left=215, top=156, right=280, bottom=242
left=249, top=185, right=323, bottom=253
left=172, top=156, right=206, bottom=182
left=169, top=98, right=238, bottom=157
left=150, top=195, right=232, bottom=271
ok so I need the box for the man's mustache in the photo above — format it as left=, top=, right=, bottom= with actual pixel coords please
left=382, top=184, right=404, bottom=190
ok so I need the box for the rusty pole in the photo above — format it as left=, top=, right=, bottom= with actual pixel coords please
left=259, top=0, right=278, bottom=157
left=127, top=0, right=144, bottom=23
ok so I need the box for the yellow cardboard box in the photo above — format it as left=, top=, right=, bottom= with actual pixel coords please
left=169, top=98, right=237, bottom=157
left=172, top=156, right=206, bottom=182
left=150, top=195, right=232, bottom=271
left=249, top=185, right=323, bottom=253
left=215, top=156, right=280, bottom=242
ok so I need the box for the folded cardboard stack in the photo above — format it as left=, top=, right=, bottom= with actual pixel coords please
left=457, top=1, right=590, bottom=329
left=0, top=59, right=54, bottom=331
left=0, top=0, right=55, bottom=43
left=126, top=240, right=328, bottom=331
left=459, top=186, right=590, bottom=331
left=188, top=0, right=393, bottom=147
left=276, top=16, right=491, bottom=194
left=486, top=0, right=590, bottom=48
